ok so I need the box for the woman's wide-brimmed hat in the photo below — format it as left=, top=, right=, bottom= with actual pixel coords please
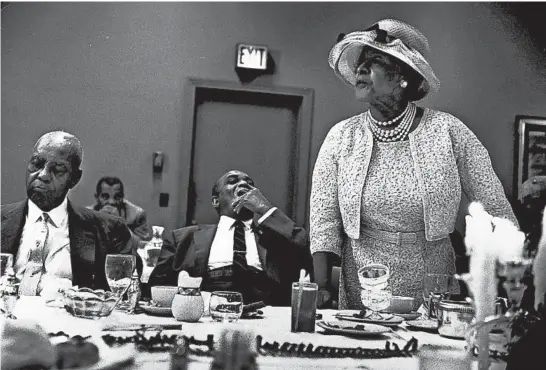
left=328, top=19, right=440, bottom=100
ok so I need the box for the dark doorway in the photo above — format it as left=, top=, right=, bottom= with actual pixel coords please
left=179, top=79, right=314, bottom=228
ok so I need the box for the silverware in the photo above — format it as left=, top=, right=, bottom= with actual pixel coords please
left=389, top=329, right=406, bottom=341
left=103, top=324, right=182, bottom=332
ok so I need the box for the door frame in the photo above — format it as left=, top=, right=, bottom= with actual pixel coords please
left=178, top=77, right=314, bottom=228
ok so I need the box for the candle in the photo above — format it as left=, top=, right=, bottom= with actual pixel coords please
left=465, top=203, right=498, bottom=370
left=466, top=203, right=497, bottom=322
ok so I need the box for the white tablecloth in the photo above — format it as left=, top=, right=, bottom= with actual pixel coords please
left=11, top=297, right=507, bottom=370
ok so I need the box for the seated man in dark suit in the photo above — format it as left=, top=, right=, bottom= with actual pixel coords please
left=149, top=170, right=311, bottom=306
left=88, top=176, right=153, bottom=242
left=1, top=131, right=136, bottom=295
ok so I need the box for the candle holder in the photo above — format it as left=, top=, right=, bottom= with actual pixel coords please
left=459, top=258, right=533, bottom=369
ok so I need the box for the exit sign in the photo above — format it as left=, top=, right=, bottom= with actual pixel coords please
left=236, top=44, right=268, bottom=70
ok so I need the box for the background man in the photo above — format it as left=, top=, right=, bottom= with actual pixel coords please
left=149, top=170, right=312, bottom=306
left=1, top=131, right=136, bottom=295
left=88, top=176, right=153, bottom=242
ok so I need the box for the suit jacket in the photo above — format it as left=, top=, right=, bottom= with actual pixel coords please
left=149, top=209, right=312, bottom=306
left=1, top=200, right=136, bottom=291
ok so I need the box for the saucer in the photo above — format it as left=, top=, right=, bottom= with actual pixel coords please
left=140, top=304, right=173, bottom=317
left=405, top=318, right=438, bottom=332
left=317, top=320, right=390, bottom=337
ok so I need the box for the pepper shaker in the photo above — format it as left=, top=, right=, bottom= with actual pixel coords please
left=126, top=269, right=141, bottom=314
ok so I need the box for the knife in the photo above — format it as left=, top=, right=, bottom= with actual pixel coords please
left=103, top=324, right=183, bottom=332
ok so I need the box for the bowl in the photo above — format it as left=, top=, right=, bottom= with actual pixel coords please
left=62, top=287, right=121, bottom=319
left=383, top=296, right=415, bottom=314
left=151, top=286, right=178, bottom=307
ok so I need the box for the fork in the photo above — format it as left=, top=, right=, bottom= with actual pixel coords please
left=389, top=328, right=407, bottom=341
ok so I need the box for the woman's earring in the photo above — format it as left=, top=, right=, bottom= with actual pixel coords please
left=400, top=80, right=408, bottom=88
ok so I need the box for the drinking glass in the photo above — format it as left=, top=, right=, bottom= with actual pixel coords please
left=209, top=291, right=243, bottom=323
left=423, top=273, right=456, bottom=319
left=0, top=253, right=18, bottom=318
left=291, top=282, right=318, bottom=332
left=359, top=264, right=392, bottom=319
left=0, top=253, right=14, bottom=277
left=105, top=254, right=135, bottom=310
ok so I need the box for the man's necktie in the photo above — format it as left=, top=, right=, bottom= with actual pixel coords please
left=19, top=213, right=50, bottom=296
left=231, top=220, right=248, bottom=289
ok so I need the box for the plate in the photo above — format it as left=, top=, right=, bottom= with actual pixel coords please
left=334, top=311, right=404, bottom=327
left=317, top=320, right=390, bottom=337
left=392, top=312, right=422, bottom=321
left=405, top=319, right=438, bottom=332
left=140, top=304, right=173, bottom=317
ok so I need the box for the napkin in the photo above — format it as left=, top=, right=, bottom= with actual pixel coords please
left=0, top=318, right=56, bottom=370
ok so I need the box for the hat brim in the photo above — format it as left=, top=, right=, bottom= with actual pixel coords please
left=329, top=31, right=440, bottom=100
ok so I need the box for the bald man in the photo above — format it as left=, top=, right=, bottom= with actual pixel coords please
left=1, top=131, right=137, bottom=295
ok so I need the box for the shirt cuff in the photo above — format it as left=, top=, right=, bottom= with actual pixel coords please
left=257, top=207, right=277, bottom=225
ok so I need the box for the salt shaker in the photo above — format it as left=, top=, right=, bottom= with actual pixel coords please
left=126, top=269, right=141, bottom=314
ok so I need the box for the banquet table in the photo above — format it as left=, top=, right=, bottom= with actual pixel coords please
left=11, top=297, right=507, bottom=370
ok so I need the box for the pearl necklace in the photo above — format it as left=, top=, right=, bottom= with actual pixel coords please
left=368, top=103, right=416, bottom=142
left=367, top=104, right=410, bottom=127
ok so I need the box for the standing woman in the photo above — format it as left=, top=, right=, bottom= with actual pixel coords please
left=311, top=19, right=517, bottom=309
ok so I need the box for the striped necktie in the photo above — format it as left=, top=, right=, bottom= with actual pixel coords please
left=19, top=213, right=51, bottom=295
left=232, top=220, right=248, bottom=269
left=231, top=219, right=249, bottom=293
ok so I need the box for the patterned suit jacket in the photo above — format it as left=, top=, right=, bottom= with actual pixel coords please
left=2, top=199, right=136, bottom=290
left=148, top=209, right=312, bottom=306
left=310, top=108, right=517, bottom=255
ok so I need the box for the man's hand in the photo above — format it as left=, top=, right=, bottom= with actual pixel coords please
left=232, top=187, right=273, bottom=215
left=316, top=287, right=334, bottom=309
left=99, top=204, right=121, bottom=217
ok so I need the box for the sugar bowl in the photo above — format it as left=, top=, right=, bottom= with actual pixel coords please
left=437, top=300, right=474, bottom=339
left=171, top=271, right=204, bottom=322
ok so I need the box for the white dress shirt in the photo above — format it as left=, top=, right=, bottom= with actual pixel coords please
left=15, top=198, right=72, bottom=289
left=207, top=210, right=277, bottom=271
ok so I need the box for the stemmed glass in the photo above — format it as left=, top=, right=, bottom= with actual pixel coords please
left=1, top=253, right=18, bottom=318
left=423, top=273, right=456, bottom=319
left=105, top=254, right=136, bottom=311
left=359, top=264, right=392, bottom=320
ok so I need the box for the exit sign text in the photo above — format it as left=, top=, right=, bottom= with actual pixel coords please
left=236, top=44, right=268, bottom=70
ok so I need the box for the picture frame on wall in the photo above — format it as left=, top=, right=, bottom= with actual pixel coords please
left=514, top=115, right=546, bottom=203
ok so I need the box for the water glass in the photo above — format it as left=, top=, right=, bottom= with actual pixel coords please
left=291, top=282, right=318, bottom=332
left=209, top=291, right=243, bottom=323
left=423, top=273, right=456, bottom=319
left=105, top=254, right=135, bottom=310
left=359, top=264, right=392, bottom=319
